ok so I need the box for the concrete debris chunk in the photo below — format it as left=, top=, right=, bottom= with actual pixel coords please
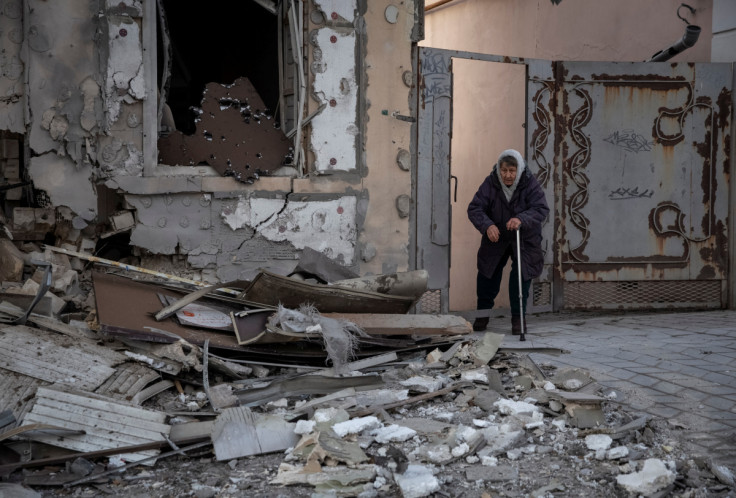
left=607, top=446, right=629, bottom=460
left=616, top=458, right=676, bottom=496
left=372, top=424, right=417, bottom=443
left=494, top=398, right=540, bottom=417
left=394, top=464, right=440, bottom=498
left=332, top=416, right=381, bottom=438
left=399, top=375, right=445, bottom=393
left=0, top=239, right=25, bottom=282
left=709, top=461, right=735, bottom=487
left=585, top=434, right=613, bottom=451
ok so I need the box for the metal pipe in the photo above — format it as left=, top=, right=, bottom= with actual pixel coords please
left=647, top=25, right=701, bottom=62
left=425, top=0, right=455, bottom=12
left=516, top=229, right=526, bottom=342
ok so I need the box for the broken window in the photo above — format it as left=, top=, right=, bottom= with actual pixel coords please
left=156, top=0, right=295, bottom=182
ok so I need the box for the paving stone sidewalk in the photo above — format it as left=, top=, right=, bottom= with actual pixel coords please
left=499, top=309, right=736, bottom=468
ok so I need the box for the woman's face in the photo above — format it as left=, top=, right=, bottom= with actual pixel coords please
left=499, top=162, right=518, bottom=186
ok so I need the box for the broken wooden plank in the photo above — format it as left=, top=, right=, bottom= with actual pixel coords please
left=245, top=270, right=415, bottom=314
left=0, top=423, right=84, bottom=442
left=316, top=352, right=398, bottom=376
left=212, top=406, right=299, bottom=461
left=235, top=374, right=384, bottom=407
left=323, top=313, right=472, bottom=336
left=287, top=388, right=358, bottom=419
left=0, top=325, right=124, bottom=390
left=95, top=362, right=161, bottom=402
left=45, top=245, right=241, bottom=296
left=21, top=385, right=170, bottom=463
left=131, top=380, right=175, bottom=405
left=0, top=369, right=44, bottom=430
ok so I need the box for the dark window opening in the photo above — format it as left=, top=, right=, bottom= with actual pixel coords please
left=158, top=1, right=280, bottom=136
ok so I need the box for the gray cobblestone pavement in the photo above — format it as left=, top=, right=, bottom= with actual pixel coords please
left=495, top=309, right=736, bottom=469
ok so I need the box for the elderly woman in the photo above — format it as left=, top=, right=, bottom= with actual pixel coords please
left=467, top=149, right=549, bottom=334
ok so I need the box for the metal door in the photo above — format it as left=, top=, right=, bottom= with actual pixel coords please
left=414, top=48, right=732, bottom=312
left=543, top=62, right=732, bottom=309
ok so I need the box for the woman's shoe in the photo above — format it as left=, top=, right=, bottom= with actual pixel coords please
left=473, top=317, right=489, bottom=331
left=511, top=315, right=526, bottom=335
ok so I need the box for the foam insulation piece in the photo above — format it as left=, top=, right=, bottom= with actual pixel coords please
left=310, top=28, right=358, bottom=172
left=0, top=3, right=25, bottom=133
left=127, top=194, right=214, bottom=255
left=313, top=0, right=356, bottom=21
left=28, top=154, right=97, bottom=221
left=106, top=15, right=144, bottom=127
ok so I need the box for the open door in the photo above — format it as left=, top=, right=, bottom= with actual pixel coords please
left=414, top=47, right=731, bottom=313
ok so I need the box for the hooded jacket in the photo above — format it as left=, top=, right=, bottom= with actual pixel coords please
left=467, top=151, right=549, bottom=281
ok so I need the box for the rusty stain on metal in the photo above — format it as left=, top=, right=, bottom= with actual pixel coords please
left=157, top=77, right=291, bottom=182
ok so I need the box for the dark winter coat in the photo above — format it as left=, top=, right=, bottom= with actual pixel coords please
left=467, top=166, right=549, bottom=281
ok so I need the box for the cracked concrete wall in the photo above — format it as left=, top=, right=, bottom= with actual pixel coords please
left=0, top=1, right=25, bottom=133
left=19, top=0, right=144, bottom=224
left=125, top=189, right=357, bottom=281
left=24, top=0, right=103, bottom=223
left=5, top=0, right=419, bottom=284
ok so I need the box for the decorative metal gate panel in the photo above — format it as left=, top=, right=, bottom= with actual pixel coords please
left=544, top=62, right=732, bottom=309
left=415, top=48, right=732, bottom=312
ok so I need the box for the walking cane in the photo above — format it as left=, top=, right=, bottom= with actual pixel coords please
left=515, top=228, right=526, bottom=342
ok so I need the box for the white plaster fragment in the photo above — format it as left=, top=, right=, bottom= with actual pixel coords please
left=494, top=398, right=540, bottom=417
left=607, top=446, right=629, bottom=460
left=616, top=459, right=676, bottom=496
left=332, top=416, right=381, bottom=438
left=294, top=420, right=316, bottom=435
left=372, top=424, right=416, bottom=444
left=585, top=434, right=613, bottom=451
left=461, top=368, right=488, bottom=383
left=394, top=465, right=440, bottom=498
left=451, top=443, right=469, bottom=458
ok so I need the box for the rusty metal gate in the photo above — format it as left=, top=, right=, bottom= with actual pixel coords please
left=414, top=47, right=733, bottom=313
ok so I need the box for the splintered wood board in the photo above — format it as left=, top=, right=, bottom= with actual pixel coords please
left=323, top=313, right=472, bottom=336
left=22, top=385, right=170, bottom=463
left=94, top=362, right=160, bottom=403
left=0, top=369, right=45, bottom=429
left=0, top=325, right=124, bottom=390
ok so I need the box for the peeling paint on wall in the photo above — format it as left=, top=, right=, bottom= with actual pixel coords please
left=309, top=27, right=358, bottom=172
left=257, top=197, right=357, bottom=264
left=313, top=0, right=357, bottom=22
left=28, top=154, right=97, bottom=221
left=106, top=15, right=145, bottom=127
left=221, top=196, right=358, bottom=264
left=0, top=0, right=25, bottom=133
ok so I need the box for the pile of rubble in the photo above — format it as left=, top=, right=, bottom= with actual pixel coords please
left=0, top=244, right=735, bottom=497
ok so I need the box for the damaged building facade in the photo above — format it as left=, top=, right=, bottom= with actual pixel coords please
left=1, top=0, right=419, bottom=288
left=1, top=0, right=735, bottom=314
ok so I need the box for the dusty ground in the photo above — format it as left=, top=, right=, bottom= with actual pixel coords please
left=5, top=350, right=735, bottom=498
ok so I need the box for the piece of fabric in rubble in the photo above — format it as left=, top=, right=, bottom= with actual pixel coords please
left=268, top=305, right=368, bottom=373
